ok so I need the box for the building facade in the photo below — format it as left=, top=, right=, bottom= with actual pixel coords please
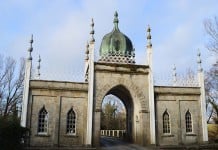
left=21, top=12, right=208, bottom=147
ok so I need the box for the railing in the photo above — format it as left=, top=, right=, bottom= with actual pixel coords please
left=31, top=67, right=84, bottom=82
left=101, top=130, right=126, bottom=138
left=154, top=74, right=199, bottom=87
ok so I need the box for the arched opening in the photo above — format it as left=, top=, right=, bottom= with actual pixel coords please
left=101, top=95, right=126, bottom=134
left=100, top=85, right=133, bottom=142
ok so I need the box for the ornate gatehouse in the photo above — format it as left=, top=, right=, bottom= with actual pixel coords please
left=21, top=12, right=208, bottom=147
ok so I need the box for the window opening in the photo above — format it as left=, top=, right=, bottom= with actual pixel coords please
left=163, top=110, right=170, bottom=134
left=185, top=110, right=192, bottom=133
left=38, top=106, right=48, bottom=134
left=66, top=108, right=76, bottom=134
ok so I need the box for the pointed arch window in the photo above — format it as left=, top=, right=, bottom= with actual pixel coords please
left=66, top=108, right=76, bottom=134
left=38, top=106, right=48, bottom=134
left=163, top=110, right=170, bottom=134
left=185, top=110, right=192, bottom=133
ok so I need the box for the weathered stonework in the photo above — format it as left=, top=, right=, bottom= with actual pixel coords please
left=21, top=12, right=208, bottom=148
left=93, top=62, right=151, bottom=146
left=154, top=86, right=203, bottom=145
left=23, top=63, right=207, bottom=147
left=27, top=80, right=88, bottom=146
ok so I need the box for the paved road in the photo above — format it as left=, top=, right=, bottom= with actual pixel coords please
left=100, top=136, right=155, bottom=150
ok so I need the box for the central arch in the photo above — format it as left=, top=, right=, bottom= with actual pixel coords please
left=104, top=85, right=133, bottom=141
left=93, top=72, right=150, bottom=146
left=96, top=85, right=134, bottom=144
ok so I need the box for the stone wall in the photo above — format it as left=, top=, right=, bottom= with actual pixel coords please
left=93, top=62, right=151, bottom=146
left=27, top=80, right=88, bottom=146
left=25, top=65, right=206, bottom=147
left=154, top=86, right=203, bottom=145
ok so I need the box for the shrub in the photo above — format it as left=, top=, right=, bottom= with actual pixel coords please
left=0, top=116, right=28, bottom=150
left=208, top=124, right=218, bottom=143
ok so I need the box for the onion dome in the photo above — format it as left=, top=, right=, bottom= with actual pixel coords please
left=99, top=11, right=135, bottom=63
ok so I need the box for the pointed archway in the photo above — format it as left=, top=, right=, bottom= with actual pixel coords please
left=93, top=85, right=134, bottom=146
left=104, top=85, right=133, bottom=141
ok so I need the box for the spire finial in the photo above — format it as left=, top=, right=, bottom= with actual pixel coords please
left=147, top=25, right=152, bottom=48
left=37, top=55, right=41, bottom=78
left=113, top=11, right=119, bottom=31
left=85, top=41, right=89, bottom=61
left=197, top=49, right=203, bottom=72
left=28, top=34, right=33, bottom=60
left=173, top=64, right=177, bottom=85
left=90, top=18, right=95, bottom=43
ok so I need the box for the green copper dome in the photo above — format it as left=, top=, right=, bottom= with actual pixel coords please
left=99, top=12, right=134, bottom=58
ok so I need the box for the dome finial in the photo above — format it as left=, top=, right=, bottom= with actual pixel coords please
left=37, top=55, right=41, bottom=79
left=146, top=25, right=152, bottom=48
left=172, top=64, right=177, bottom=85
left=197, top=49, right=203, bottom=72
left=85, top=41, right=89, bottom=61
left=28, top=34, right=33, bottom=60
left=113, top=11, right=119, bottom=31
left=90, top=18, right=95, bottom=43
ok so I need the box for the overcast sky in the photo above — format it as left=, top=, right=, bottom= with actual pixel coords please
left=0, top=0, right=217, bottom=81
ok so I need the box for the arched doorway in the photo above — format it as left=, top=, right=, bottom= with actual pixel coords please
left=101, top=94, right=126, bottom=131
left=100, top=85, right=133, bottom=142
left=93, top=62, right=151, bottom=146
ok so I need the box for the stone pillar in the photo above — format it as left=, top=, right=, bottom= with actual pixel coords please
left=21, top=36, right=33, bottom=127
left=135, top=115, right=140, bottom=144
left=21, top=59, right=32, bottom=127
left=197, top=51, right=208, bottom=142
left=86, top=41, right=95, bottom=146
left=146, top=25, right=156, bottom=145
left=93, top=110, right=101, bottom=147
left=86, top=19, right=95, bottom=146
left=139, top=110, right=149, bottom=146
left=198, top=72, right=208, bottom=142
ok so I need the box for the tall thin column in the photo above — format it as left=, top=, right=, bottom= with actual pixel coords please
left=197, top=50, right=208, bottom=142
left=21, top=35, right=33, bottom=127
left=146, top=26, right=156, bottom=144
left=86, top=18, right=95, bottom=146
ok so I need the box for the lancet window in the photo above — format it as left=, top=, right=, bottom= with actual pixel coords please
left=185, top=110, right=192, bottom=133
left=66, top=108, right=76, bottom=134
left=38, top=106, right=48, bottom=134
left=163, top=110, right=170, bottom=134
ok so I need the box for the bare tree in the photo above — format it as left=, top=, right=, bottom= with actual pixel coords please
left=101, top=95, right=126, bottom=130
left=204, top=16, right=218, bottom=123
left=205, top=62, right=218, bottom=123
left=0, top=55, right=25, bottom=116
left=204, top=16, right=218, bottom=55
